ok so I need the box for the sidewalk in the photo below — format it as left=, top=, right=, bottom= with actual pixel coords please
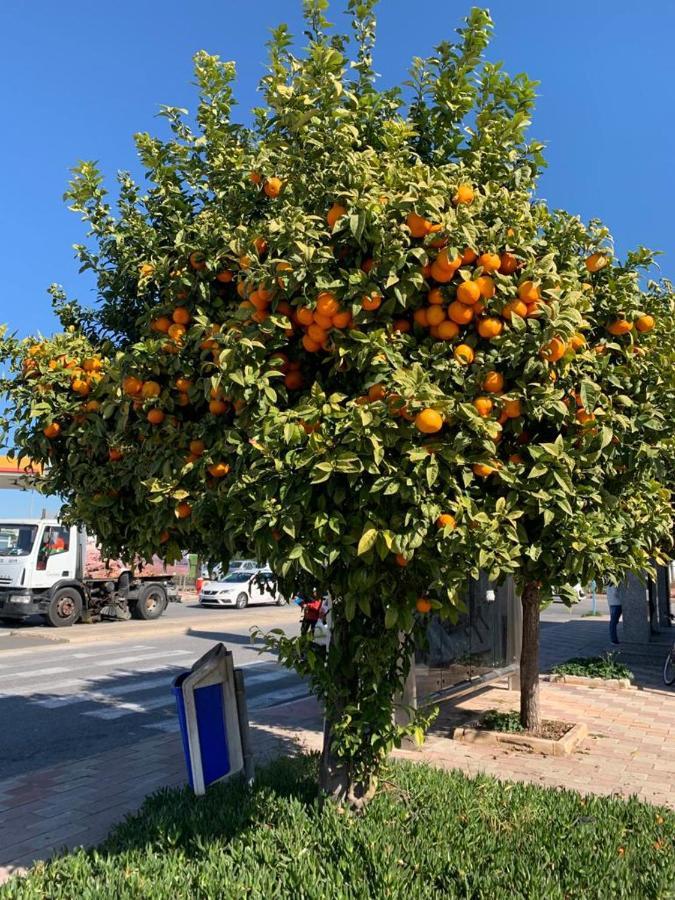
left=1, top=613, right=673, bottom=885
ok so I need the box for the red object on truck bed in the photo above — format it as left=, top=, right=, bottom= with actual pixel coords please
left=83, top=537, right=187, bottom=581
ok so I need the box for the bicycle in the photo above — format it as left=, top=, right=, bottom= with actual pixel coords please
left=665, top=642, right=675, bottom=686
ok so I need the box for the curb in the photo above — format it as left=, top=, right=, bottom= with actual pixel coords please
left=545, top=674, right=636, bottom=691
left=452, top=721, right=588, bottom=757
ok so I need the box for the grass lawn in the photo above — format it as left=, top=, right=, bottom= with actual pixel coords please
left=2, top=755, right=673, bottom=899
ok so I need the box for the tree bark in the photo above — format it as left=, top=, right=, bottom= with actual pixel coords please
left=519, top=581, right=541, bottom=732
left=318, top=715, right=376, bottom=811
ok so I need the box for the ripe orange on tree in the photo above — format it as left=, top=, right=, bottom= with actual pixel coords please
left=436, top=514, right=456, bottom=529
left=428, top=287, right=444, bottom=305
left=437, top=320, right=460, bottom=340
left=175, top=377, right=193, bottom=392
left=502, top=299, right=528, bottom=321
left=71, top=378, right=90, bottom=396
left=586, top=252, right=608, bottom=273
left=448, top=301, right=473, bottom=325
left=189, top=439, right=205, bottom=456
left=316, top=292, right=339, bottom=317
left=517, top=281, right=540, bottom=303
left=426, top=305, right=446, bottom=327
left=499, top=252, right=518, bottom=274
left=453, top=343, right=474, bottom=364
left=326, top=203, right=347, bottom=228
left=123, top=376, right=143, bottom=396
left=461, top=247, right=478, bottom=265
left=540, top=336, right=566, bottom=362
left=43, top=422, right=61, bottom=439
left=482, top=371, right=504, bottom=393
left=147, top=408, right=165, bottom=425
left=415, top=597, right=432, bottom=614
left=209, top=399, right=228, bottom=415
left=415, top=409, right=443, bottom=434
left=176, top=501, right=192, bottom=519
left=477, top=316, right=503, bottom=339
left=362, top=292, right=382, bottom=311
left=395, top=553, right=408, bottom=567
left=141, top=380, right=161, bottom=398
left=472, top=462, right=498, bottom=477
left=172, top=307, right=192, bottom=325
left=406, top=212, right=431, bottom=238
left=456, top=280, right=481, bottom=305
left=189, top=251, right=206, bottom=271
left=503, top=398, right=522, bottom=418
left=453, top=184, right=474, bottom=205
left=473, top=396, right=493, bottom=417
left=263, top=177, right=283, bottom=198
left=476, top=252, right=500, bottom=273
left=207, top=462, right=230, bottom=478
left=607, top=319, right=633, bottom=336
left=635, top=314, right=654, bottom=333
left=108, top=447, right=123, bottom=462
left=475, top=275, right=495, bottom=299
left=216, top=269, right=233, bottom=283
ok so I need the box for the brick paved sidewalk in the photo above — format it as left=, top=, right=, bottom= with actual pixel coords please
left=0, top=697, right=323, bottom=885
left=1, top=615, right=673, bottom=886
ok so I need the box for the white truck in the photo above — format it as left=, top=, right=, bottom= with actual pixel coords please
left=0, top=518, right=180, bottom=627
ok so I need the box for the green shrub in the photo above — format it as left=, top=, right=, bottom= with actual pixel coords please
left=2, top=755, right=673, bottom=899
left=481, top=709, right=525, bottom=733
left=552, top=653, right=634, bottom=681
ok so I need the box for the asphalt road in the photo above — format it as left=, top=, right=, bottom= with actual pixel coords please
left=0, top=600, right=305, bottom=780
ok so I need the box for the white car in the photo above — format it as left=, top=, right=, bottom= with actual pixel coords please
left=199, top=570, right=286, bottom=609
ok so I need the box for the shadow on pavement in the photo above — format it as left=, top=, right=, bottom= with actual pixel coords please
left=539, top=615, right=674, bottom=695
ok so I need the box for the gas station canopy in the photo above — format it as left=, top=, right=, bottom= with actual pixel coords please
left=0, top=456, right=43, bottom=491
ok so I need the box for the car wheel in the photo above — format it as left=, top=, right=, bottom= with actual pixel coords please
left=45, top=588, right=83, bottom=627
left=235, top=592, right=248, bottom=610
left=132, top=584, right=167, bottom=620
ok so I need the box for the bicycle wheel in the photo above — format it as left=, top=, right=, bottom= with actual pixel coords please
left=664, top=647, right=675, bottom=686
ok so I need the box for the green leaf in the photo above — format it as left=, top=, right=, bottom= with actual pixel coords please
left=357, top=525, right=378, bottom=555
left=384, top=605, right=398, bottom=629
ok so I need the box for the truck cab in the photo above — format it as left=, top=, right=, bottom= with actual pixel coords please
left=0, top=518, right=179, bottom=626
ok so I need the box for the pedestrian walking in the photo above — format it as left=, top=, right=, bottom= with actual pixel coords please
left=607, top=584, right=622, bottom=644
left=299, top=589, right=324, bottom=637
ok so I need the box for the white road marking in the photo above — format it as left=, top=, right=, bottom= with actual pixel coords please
left=71, top=644, right=154, bottom=659
left=101, top=650, right=190, bottom=666
left=34, top=674, right=175, bottom=708
left=10, top=666, right=71, bottom=679
left=84, top=695, right=174, bottom=720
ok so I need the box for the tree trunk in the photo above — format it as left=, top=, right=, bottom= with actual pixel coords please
left=519, top=581, right=541, bottom=732
left=318, top=715, right=376, bottom=812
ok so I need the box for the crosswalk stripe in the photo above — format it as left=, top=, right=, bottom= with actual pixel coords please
left=34, top=674, right=176, bottom=708
left=84, top=694, right=174, bottom=720
left=71, top=644, right=154, bottom=659
left=10, top=666, right=71, bottom=679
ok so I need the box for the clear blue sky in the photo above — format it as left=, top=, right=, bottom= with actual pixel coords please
left=1, top=0, right=673, bottom=517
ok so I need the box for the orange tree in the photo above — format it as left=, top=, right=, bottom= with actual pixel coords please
left=1, top=2, right=673, bottom=802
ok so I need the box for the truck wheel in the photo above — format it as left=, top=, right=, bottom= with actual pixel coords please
left=132, top=584, right=167, bottom=620
left=235, top=592, right=248, bottom=610
left=45, top=588, right=83, bottom=627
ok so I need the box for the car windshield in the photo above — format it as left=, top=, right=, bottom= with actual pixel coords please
left=0, top=524, right=38, bottom=557
left=221, top=572, right=250, bottom=584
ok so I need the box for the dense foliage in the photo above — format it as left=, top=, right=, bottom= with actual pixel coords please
left=551, top=653, right=634, bottom=681
left=2, top=755, right=674, bottom=899
left=1, top=1, right=673, bottom=782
